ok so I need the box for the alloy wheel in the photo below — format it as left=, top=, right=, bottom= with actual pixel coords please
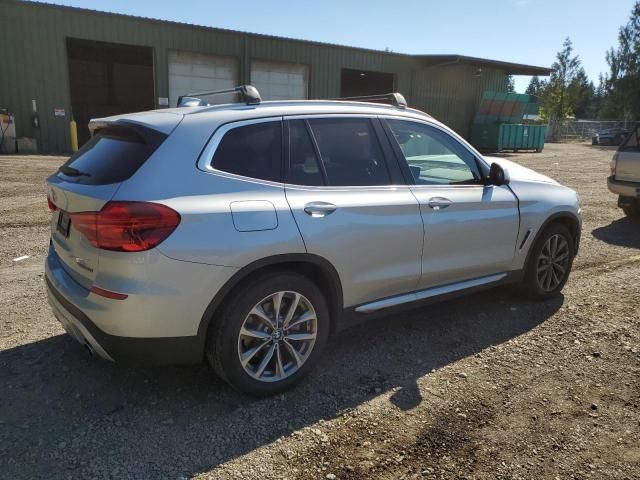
left=536, top=234, right=570, bottom=292
left=237, top=291, right=318, bottom=383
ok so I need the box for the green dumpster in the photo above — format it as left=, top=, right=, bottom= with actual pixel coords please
left=470, top=91, right=546, bottom=152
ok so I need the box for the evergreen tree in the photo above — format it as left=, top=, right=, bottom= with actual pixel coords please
left=572, top=69, right=596, bottom=118
left=505, top=74, right=516, bottom=93
left=540, top=37, right=583, bottom=120
left=525, top=76, right=543, bottom=97
left=605, top=1, right=640, bottom=119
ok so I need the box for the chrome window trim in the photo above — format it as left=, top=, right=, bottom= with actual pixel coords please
left=197, top=116, right=284, bottom=175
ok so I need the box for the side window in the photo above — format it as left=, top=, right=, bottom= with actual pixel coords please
left=307, top=118, right=391, bottom=186
left=211, top=121, right=282, bottom=182
left=288, top=120, right=324, bottom=186
left=386, top=119, right=481, bottom=185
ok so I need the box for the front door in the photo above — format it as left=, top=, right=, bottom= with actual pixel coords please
left=383, top=118, right=520, bottom=290
left=284, top=116, right=423, bottom=308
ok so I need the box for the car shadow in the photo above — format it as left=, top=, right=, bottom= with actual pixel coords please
left=1, top=289, right=563, bottom=479
left=592, top=217, right=640, bottom=249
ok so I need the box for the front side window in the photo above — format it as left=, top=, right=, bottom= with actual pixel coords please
left=211, top=121, right=282, bottom=182
left=386, top=119, right=481, bottom=185
left=307, top=118, right=390, bottom=186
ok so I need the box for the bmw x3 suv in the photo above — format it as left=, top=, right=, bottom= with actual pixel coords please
left=45, top=87, right=581, bottom=395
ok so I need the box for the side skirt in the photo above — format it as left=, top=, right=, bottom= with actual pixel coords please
left=337, top=270, right=524, bottom=332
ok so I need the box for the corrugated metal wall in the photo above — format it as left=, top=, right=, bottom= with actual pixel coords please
left=0, top=0, right=508, bottom=153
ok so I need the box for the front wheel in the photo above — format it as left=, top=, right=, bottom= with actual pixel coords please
left=207, top=272, right=329, bottom=396
left=520, top=224, right=575, bottom=300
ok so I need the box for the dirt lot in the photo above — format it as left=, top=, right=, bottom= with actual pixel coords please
left=0, top=143, right=638, bottom=480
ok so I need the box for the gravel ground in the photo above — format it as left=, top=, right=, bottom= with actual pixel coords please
left=0, top=143, right=638, bottom=480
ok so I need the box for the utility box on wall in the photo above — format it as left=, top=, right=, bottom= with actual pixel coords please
left=470, top=91, right=546, bottom=152
left=0, top=111, right=17, bottom=154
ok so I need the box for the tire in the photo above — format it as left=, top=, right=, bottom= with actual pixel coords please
left=206, top=271, right=329, bottom=396
left=520, top=223, right=575, bottom=300
left=622, top=202, right=640, bottom=219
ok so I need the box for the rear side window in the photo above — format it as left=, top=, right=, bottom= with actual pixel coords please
left=58, top=125, right=165, bottom=185
left=621, top=126, right=640, bottom=151
left=307, top=118, right=390, bottom=186
left=212, top=121, right=282, bottom=182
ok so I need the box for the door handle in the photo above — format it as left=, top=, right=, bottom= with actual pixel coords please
left=304, top=201, right=337, bottom=217
left=427, top=197, right=452, bottom=210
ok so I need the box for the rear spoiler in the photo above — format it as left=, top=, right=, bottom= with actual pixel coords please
left=89, top=111, right=184, bottom=137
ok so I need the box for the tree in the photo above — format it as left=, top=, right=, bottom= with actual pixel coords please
left=505, top=74, right=515, bottom=93
left=525, top=75, right=543, bottom=97
left=604, top=1, right=640, bottom=120
left=539, top=37, right=583, bottom=120
left=572, top=69, right=596, bottom=118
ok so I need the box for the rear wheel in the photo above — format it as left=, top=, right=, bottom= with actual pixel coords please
left=520, top=223, right=574, bottom=300
left=622, top=200, right=640, bottom=219
left=207, top=272, right=329, bottom=396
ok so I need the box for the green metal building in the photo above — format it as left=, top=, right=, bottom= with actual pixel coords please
left=0, top=0, right=551, bottom=153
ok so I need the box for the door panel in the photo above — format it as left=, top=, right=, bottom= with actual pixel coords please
left=284, top=117, right=422, bottom=308
left=382, top=117, right=520, bottom=289
left=411, top=185, right=519, bottom=289
left=286, top=185, right=423, bottom=307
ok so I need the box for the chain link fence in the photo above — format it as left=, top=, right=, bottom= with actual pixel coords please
left=546, top=120, right=632, bottom=142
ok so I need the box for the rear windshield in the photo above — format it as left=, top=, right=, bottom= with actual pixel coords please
left=57, top=124, right=166, bottom=185
left=620, top=126, right=639, bottom=151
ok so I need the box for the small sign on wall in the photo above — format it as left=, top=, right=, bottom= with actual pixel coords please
left=54, top=108, right=66, bottom=117
left=158, top=97, right=169, bottom=107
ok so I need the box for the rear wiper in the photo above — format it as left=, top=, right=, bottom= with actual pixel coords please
left=58, top=166, right=91, bottom=177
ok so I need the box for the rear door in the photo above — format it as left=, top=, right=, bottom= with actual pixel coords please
left=615, top=125, right=640, bottom=183
left=47, top=124, right=165, bottom=289
left=383, top=118, right=519, bottom=289
left=283, top=116, right=423, bottom=308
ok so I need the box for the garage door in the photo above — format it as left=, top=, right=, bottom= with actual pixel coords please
left=250, top=61, right=309, bottom=100
left=168, top=50, right=239, bottom=107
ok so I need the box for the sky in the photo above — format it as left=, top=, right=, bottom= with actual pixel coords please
left=43, top=0, right=635, bottom=93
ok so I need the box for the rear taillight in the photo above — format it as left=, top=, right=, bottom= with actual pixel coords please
left=610, top=153, right=618, bottom=176
left=47, top=196, right=57, bottom=212
left=70, top=201, right=180, bottom=252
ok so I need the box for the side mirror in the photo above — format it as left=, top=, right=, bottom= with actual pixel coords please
left=489, top=162, right=510, bottom=186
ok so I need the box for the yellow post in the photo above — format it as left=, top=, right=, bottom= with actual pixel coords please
left=69, top=118, right=78, bottom=153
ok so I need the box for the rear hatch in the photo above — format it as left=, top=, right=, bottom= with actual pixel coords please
left=47, top=121, right=169, bottom=289
left=615, top=125, right=640, bottom=183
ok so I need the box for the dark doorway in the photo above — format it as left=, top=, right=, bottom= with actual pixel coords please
left=67, top=38, right=155, bottom=145
left=340, top=68, right=395, bottom=97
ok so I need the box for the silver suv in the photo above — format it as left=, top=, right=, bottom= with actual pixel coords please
left=45, top=87, right=581, bottom=395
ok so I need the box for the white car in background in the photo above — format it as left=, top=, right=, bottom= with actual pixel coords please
left=608, top=123, right=640, bottom=218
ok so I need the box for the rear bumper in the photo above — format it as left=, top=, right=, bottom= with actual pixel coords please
left=607, top=176, right=640, bottom=198
left=44, top=243, right=222, bottom=365
left=46, top=275, right=204, bottom=365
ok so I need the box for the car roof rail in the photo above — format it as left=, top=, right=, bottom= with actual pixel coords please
left=332, top=92, right=407, bottom=109
left=177, top=85, right=262, bottom=107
